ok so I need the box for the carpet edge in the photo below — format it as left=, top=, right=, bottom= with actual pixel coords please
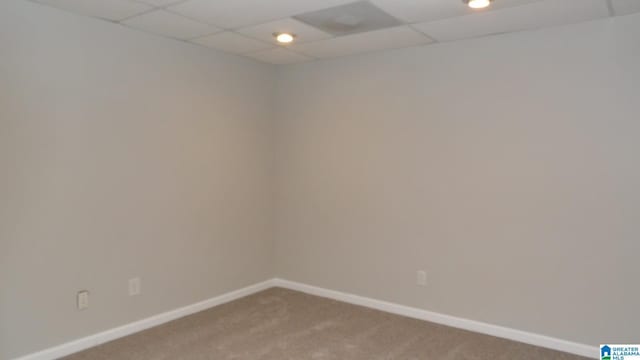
left=272, top=278, right=598, bottom=359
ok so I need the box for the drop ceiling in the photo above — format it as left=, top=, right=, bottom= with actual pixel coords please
left=30, top=0, right=640, bottom=65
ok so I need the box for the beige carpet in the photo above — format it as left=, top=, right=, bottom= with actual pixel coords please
left=63, top=288, right=589, bottom=360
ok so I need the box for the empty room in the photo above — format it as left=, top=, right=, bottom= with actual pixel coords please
left=1, top=0, right=638, bottom=359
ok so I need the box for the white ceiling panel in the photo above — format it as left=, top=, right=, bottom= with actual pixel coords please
left=29, top=0, right=626, bottom=65
left=611, top=0, right=640, bottom=16
left=167, top=0, right=355, bottom=29
left=413, top=0, right=610, bottom=42
left=245, top=48, right=313, bottom=65
left=293, top=26, right=433, bottom=59
left=236, top=18, right=333, bottom=45
left=372, top=0, right=542, bottom=24
left=191, top=32, right=273, bottom=54
left=135, top=0, right=186, bottom=6
left=34, top=0, right=152, bottom=21
left=293, top=1, right=403, bottom=36
left=123, top=10, right=221, bottom=40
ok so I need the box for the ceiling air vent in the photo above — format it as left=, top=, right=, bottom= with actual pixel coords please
left=293, top=1, right=402, bottom=37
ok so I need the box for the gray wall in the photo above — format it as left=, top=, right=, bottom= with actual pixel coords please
left=0, top=1, right=275, bottom=358
left=274, top=14, right=640, bottom=346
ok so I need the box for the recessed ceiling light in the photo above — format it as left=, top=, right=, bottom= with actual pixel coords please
left=273, top=33, right=296, bottom=44
left=464, top=0, right=492, bottom=9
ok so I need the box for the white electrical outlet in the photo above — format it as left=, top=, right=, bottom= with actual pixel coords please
left=128, top=277, right=141, bottom=296
left=417, top=270, right=428, bottom=286
left=77, top=290, right=89, bottom=310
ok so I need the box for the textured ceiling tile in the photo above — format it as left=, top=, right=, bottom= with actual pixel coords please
left=191, top=32, right=273, bottom=54
left=371, top=0, right=542, bottom=23
left=293, top=26, right=433, bottom=59
left=293, top=1, right=402, bottom=36
left=236, top=18, right=332, bottom=45
left=412, top=0, right=610, bottom=42
left=35, top=0, right=152, bottom=21
left=123, top=10, right=220, bottom=40
left=167, top=0, right=356, bottom=29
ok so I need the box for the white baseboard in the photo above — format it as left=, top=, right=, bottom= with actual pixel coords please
left=13, top=278, right=597, bottom=359
left=13, top=279, right=277, bottom=360
left=272, top=278, right=598, bottom=359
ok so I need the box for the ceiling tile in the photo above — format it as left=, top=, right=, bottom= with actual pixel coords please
left=371, top=0, right=542, bottom=24
left=293, top=26, right=433, bottom=59
left=122, top=10, right=220, bottom=40
left=245, top=48, right=313, bottom=65
left=191, top=32, right=273, bottom=54
left=293, top=1, right=402, bottom=36
left=611, top=0, right=640, bottom=15
left=236, top=18, right=332, bottom=45
left=34, top=0, right=152, bottom=21
left=167, top=0, right=355, bottom=29
left=135, top=0, right=186, bottom=7
left=412, top=0, right=610, bottom=42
